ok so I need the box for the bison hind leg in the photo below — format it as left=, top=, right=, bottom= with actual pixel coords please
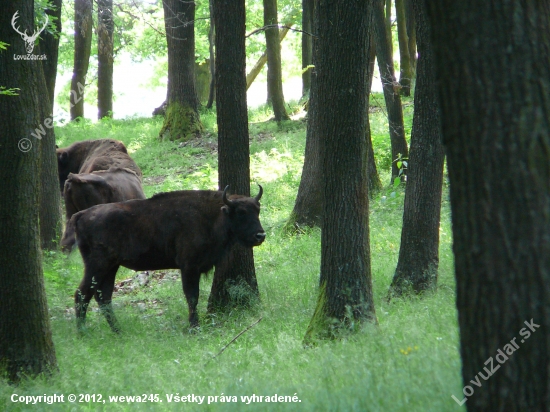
left=93, top=266, right=121, bottom=333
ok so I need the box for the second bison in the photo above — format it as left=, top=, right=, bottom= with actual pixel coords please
left=71, top=185, right=265, bottom=333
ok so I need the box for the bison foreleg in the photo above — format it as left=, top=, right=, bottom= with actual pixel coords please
left=181, top=269, right=200, bottom=328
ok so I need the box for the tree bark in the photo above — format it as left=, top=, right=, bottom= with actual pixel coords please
left=366, top=36, right=383, bottom=195
left=42, top=0, right=62, bottom=105
left=0, top=1, right=58, bottom=383
left=97, top=0, right=114, bottom=119
left=395, top=0, right=412, bottom=96
left=405, top=0, right=416, bottom=73
left=427, top=1, right=550, bottom=410
left=372, top=0, right=408, bottom=184
left=285, top=2, right=321, bottom=231
left=208, top=0, right=259, bottom=312
left=159, top=0, right=203, bottom=141
left=264, top=0, right=289, bottom=121
left=385, top=0, right=393, bottom=57
left=388, top=0, right=444, bottom=298
left=301, top=0, right=313, bottom=98
left=206, top=0, right=216, bottom=109
left=304, top=0, right=376, bottom=343
left=70, top=0, right=92, bottom=121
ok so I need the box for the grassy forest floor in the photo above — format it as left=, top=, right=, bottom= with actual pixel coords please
left=1, top=96, right=465, bottom=411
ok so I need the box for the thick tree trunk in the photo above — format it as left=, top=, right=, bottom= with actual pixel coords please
left=208, top=0, right=259, bottom=312
left=206, top=0, right=215, bottom=109
left=427, top=2, right=550, bottom=410
left=304, top=0, right=376, bottom=343
left=395, top=0, right=412, bottom=96
left=372, top=0, right=408, bottom=184
left=264, top=0, right=289, bottom=121
left=301, top=0, right=313, bottom=98
left=70, top=0, right=92, bottom=121
left=388, top=0, right=444, bottom=298
left=285, top=3, right=321, bottom=231
left=159, top=0, right=203, bottom=141
left=97, top=0, right=114, bottom=119
left=0, top=1, right=58, bottom=383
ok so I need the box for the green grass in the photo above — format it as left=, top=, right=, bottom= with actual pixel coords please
left=0, top=102, right=463, bottom=411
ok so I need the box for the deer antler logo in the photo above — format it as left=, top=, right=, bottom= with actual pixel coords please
left=11, top=10, right=49, bottom=54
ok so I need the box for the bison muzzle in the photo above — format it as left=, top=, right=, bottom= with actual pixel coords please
left=72, top=185, right=265, bottom=333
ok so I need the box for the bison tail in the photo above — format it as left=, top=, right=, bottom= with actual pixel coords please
left=61, top=210, right=85, bottom=253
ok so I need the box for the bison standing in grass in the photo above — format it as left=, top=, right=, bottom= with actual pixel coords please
left=71, top=185, right=265, bottom=333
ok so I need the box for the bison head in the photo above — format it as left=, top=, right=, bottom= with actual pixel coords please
left=57, top=150, right=72, bottom=193
left=222, top=185, right=266, bottom=247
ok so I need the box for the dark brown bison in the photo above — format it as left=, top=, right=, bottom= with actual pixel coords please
left=56, top=139, right=142, bottom=193
left=61, top=167, right=146, bottom=252
left=71, top=185, right=265, bottom=333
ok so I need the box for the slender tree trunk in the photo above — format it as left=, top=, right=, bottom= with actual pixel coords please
left=38, top=2, right=63, bottom=250
left=160, top=0, right=203, bottom=141
left=385, top=0, right=393, bottom=57
left=0, top=1, right=58, bottom=383
left=304, top=0, right=376, bottom=343
left=208, top=0, right=259, bottom=312
left=97, top=0, right=114, bottom=119
left=42, top=0, right=62, bottom=105
left=70, top=0, right=92, bottom=121
left=372, top=0, right=408, bottom=184
left=264, top=0, right=289, bottom=121
left=285, top=3, right=321, bottom=231
left=405, top=0, right=416, bottom=73
left=395, top=0, right=412, bottom=96
left=206, top=0, right=216, bottom=109
left=301, top=0, right=313, bottom=98
left=246, top=25, right=291, bottom=91
left=366, top=37, right=383, bottom=195
left=427, top=2, right=550, bottom=410
left=388, top=0, right=444, bottom=298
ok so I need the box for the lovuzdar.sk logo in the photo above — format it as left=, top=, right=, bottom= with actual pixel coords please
left=11, top=10, right=48, bottom=60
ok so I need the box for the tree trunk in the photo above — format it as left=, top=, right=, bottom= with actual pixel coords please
left=372, top=0, right=408, bottom=184
left=159, top=0, right=203, bottom=142
left=0, top=1, right=58, bottom=383
left=246, top=25, right=291, bottom=91
left=208, top=0, right=259, bottom=312
left=97, top=0, right=114, bottom=119
left=38, top=2, right=63, bottom=250
left=285, top=2, right=321, bottom=231
left=301, top=0, right=314, bottom=98
left=366, top=37, right=383, bottom=195
left=264, top=0, right=289, bottom=121
left=304, top=0, right=376, bottom=343
left=206, top=0, right=215, bottom=109
left=405, top=0, right=416, bottom=73
left=385, top=0, right=393, bottom=57
left=70, top=0, right=92, bottom=121
left=388, top=0, right=444, bottom=298
left=427, top=2, right=550, bottom=410
left=395, top=0, right=412, bottom=96
left=42, top=0, right=62, bottom=105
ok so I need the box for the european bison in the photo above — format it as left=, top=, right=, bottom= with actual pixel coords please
left=61, top=167, right=146, bottom=252
left=72, top=185, right=265, bottom=333
left=56, top=139, right=142, bottom=193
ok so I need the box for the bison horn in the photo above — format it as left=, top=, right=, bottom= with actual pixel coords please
left=222, top=185, right=234, bottom=207
left=254, top=184, right=263, bottom=202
